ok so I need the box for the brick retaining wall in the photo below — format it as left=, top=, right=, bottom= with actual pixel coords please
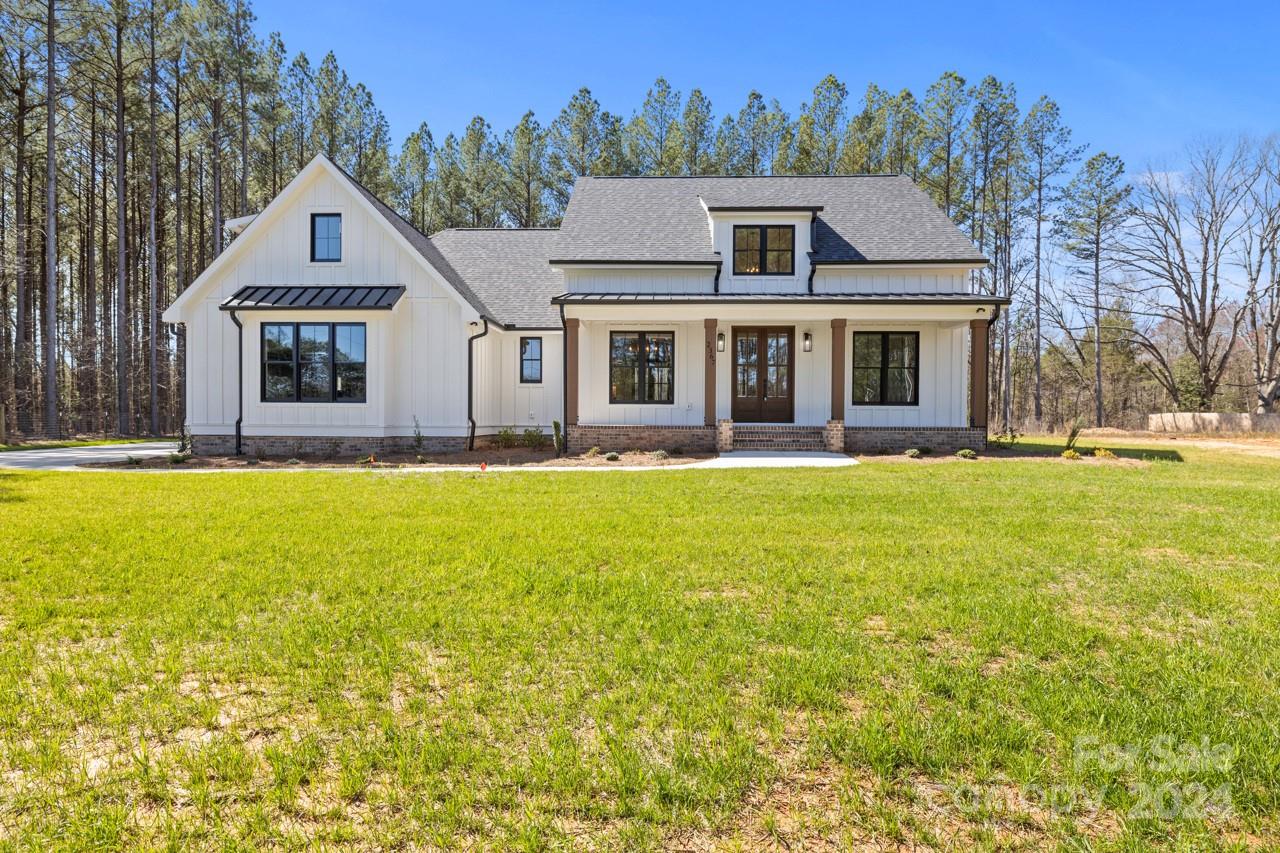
left=844, top=426, right=986, bottom=454
left=567, top=424, right=716, bottom=453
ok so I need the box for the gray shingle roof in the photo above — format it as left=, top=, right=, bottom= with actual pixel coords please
left=428, top=229, right=564, bottom=328
left=335, top=164, right=492, bottom=319
left=551, top=175, right=986, bottom=265
left=220, top=285, right=405, bottom=311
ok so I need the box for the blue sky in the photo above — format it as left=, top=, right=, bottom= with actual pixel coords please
left=254, top=0, right=1279, bottom=171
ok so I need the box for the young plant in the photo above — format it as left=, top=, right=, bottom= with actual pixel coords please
left=1061, top=448, right=1082, bottom=460
left=412, top=416, right=425, bottom=453
left=956, top=448, right=977, bottom=460
left=552, top=420, right=565, bottom=455
left=603, top=451, right=620, bottom=462
left=904, top=448, right=923, bottom=459
left=496, top=427, right=519, bottom=449
left=522, top=429, right=546, bottom=449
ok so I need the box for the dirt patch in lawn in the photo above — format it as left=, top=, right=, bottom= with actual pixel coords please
left=85, top=448, right=712, bottom=470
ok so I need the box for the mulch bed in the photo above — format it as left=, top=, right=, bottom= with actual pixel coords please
left=88, top=448, right=713, bottom=470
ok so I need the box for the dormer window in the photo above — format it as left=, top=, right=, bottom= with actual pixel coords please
left=310, top=213, right=342, bottom=262
left=733, top=225, right=794, bottom=276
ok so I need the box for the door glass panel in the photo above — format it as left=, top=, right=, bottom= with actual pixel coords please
left=765, top=332, right=789, bottom=398
left=735, top=335, right=757, bottom=397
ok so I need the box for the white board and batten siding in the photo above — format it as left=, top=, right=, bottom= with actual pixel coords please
left=563, top=267, right=713, bottom=295
left=471, top=330, right=564, bottom=433
left=576, top=320, right=706, bottom=426
left=814, top=268, right=970, bottom=296
left=713, top=212, right=812, bottom=296
left=180, top=168, right=474, bottom=437
left=844, top=322, right=969, bottom=428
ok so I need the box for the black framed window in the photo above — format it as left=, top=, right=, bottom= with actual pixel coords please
left=851, top=332, right=919, bottom=406
left=261, top=322, right=365, bottom=403
left=732, top=225, right=794, bottom=276
left=520, top=337, right=542, bottom=383
left=609, top=331, right=674, bottom=404
left=310, top=213, right=342, bottom=262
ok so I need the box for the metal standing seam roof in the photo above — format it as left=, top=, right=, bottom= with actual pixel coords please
left=219, top=285, right=406, bottom=311
left=551, top=292, right=1011, bottom=305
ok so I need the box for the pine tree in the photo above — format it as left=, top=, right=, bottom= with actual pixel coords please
left=393, top=122, right=434, bottom=231
left=500, top=111, right=550, bottom=227
left=920, top=71, right=969, bottom=218
left=1056, top=152, right=1130, bottom=427
left=680, top=88, right=716, bottom=175
left=1022, top=96, right=1083, bottom=423
left=625, top=77, right=682, bottom=176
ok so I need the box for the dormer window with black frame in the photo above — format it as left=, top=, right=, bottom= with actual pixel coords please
left=310, top=213, right=342, bottom=262
left=733, top=225, right=794, bottom=276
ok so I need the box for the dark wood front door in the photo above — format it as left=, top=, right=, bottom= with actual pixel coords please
left=731, top=327, right=794, bottom=422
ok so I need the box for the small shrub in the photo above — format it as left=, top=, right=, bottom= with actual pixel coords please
left=603, top=451, right=620, bottom=462
left=904, top=448, right=922, bottom=459
left=415, top=454, right=428, bottom=464
left=1065, top=418, right=1084, bottom=452
left=956, top=448, right=977, bottom=460
left=652, top=449, right=669, bottom=460
left=1093, top=447, right=1116, bottom=459
left=1061, top=448, right=1081, bottom=460
left=552, top=420, right=565, bottom=455
left=989, top=429, right=1021, bottom=449
left=522, top=428, right=546, bottom=449
left=412, top=416, right=425, bottom=453
left=167, top=452, right=190, bottom=465
left=585, top=446, right=600, bottom=457
left=285, top=458, right=302, bottom=466
left=359, top=454, right=377, bottom=465
left=496, top=427, right=519, bottom=449
left=125, top=455, right=142, bottom=466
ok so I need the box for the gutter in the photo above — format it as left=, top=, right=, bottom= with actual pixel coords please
left=466, top=317, right=490, bottom=451
left=229, top=309, right=244, bottom=455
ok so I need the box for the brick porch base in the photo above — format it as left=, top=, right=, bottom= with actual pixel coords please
left=566, top=424, right=716, bottom=453
left=844, top=426, right=986, bottom=454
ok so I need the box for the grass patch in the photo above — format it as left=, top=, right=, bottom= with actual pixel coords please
left=0, top=437, right=162, bottom=452
left=1, top=443, right=1278, bottom=848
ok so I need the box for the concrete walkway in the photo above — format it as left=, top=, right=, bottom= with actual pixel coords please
left=0, top=443, right=856, bottom=473
left=0, top=441, right=178, bottom=471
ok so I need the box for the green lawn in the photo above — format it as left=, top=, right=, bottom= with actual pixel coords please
left=1, top=446, right=1277, bottom=850
left=0, top=437, right=161, bottom=452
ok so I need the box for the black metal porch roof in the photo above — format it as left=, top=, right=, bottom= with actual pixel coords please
left=219, top=285, right=406, bottom=311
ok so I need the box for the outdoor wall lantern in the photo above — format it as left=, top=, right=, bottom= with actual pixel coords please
left=802, top=331, right=813, bottom=352
left=717, top=331, right=726, bottom=352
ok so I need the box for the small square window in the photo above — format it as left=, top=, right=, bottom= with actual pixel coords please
left=520, top=337, right=542, bottom=384
left=310, top=213, right=342, bottom=262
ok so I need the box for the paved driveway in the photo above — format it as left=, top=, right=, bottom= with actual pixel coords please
left=0, top=441, right=178, bottom=471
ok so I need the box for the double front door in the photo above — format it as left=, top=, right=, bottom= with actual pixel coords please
left=731, top=326, right=794, bottom=422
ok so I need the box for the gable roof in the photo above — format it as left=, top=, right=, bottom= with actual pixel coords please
left=428, top=229, right=563, bottom=328
left=162, top=155, right=487, bottom=324
left=550, top=175, right=986, bottom=266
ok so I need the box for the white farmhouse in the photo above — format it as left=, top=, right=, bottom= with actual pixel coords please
left=162, top=154, right=1004, bottom=455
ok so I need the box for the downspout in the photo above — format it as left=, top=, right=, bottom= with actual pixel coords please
left=229, top=309, right=243, bottom=455
left=558, top=303, right=568, bottom=434
left=466, top=316, right=490, bottom=451
left=808, top=212, right=818, bottom=295
left=713, top=262, right=721, bottom=294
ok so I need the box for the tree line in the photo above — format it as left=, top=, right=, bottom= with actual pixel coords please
left=3, top=0, right=1279, bottom=439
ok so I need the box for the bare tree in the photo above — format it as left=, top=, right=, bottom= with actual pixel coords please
left=1118, top=141, right=1259, bottom=411
left=1239, top=137, right=1280, bottom=413
left=44, top=0, right=58, bottom=435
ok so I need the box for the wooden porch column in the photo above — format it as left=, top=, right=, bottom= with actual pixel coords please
left=830, top=318, right=846, bottom=421
left=703, top=318, right=718, bottom=427
left=565, top=317, right=580, bottom=426
left=969, top=319, right=989, bottom=429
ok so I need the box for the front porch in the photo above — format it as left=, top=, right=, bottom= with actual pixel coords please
left=560, top=302, right=996, bottom=454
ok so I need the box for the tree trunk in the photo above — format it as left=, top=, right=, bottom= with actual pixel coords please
left=44, top=0, right=59, bottom=436
left=1093, top=234, right=1104, bottom=428
left=147, top=1, right=159, bottom=434
left=115, top=12, right=130, bottom=434
left=15, top=50, right=30, bottom=434
left=1033, top=178, right=1043, bottom=423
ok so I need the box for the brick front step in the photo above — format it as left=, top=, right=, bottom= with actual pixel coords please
left=732, top=426, right=827, bottom=452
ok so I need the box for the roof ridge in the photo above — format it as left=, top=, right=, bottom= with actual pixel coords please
left=584, top=173, right=905, bottom=180
left=432, top=227, right=560, bottom=234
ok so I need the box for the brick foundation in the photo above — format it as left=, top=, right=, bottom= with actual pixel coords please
left=191, top=433, right=465, bottom=457
left=844, top=426, right=986, bottom=454
left=567, top=424, right=716, bottom=453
